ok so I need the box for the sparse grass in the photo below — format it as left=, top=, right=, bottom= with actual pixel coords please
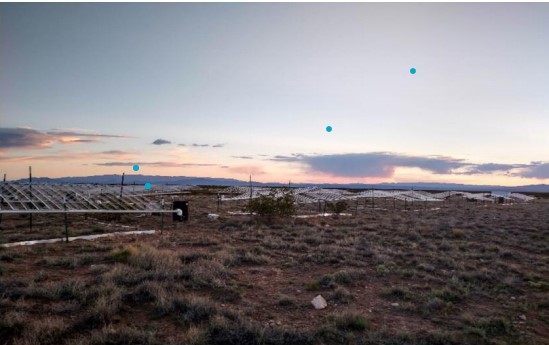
left=333, top=312, right=369, bottom=331
left=0, top=196, right=547, bottom=345
left=277, top=294, right=297, bottom=307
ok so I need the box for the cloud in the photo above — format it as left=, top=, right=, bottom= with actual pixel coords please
left=46, top=130, right=129, bottom=138
left=178, top=143, right=225, bottom=148
left=272, top=152, right=467, bottom=178
left=152, top=139, right=171, bottom=145
left=271, top=152, right=549, bottom=180
left=232, top=155, right=254, bottom=160
left=0, top=127, right=129, bottom=149
left=0, top=149, right=136, bottom=163
left=95, top=161, right=219, bottom=167
left=460, top=163, right=523, bottom=175
left=0, top=127, right=54, bottom=148
left=62, top=139, right=100, bottom=144
left=514, top=162, right=549, bottom=179
left=227, top=165, right=266, bottom=175
left=101, top=150, right=131, bottom=155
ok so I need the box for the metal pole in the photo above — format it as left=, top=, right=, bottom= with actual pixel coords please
left=249, top=175, right=252, bottom=200
left=0, top=209, right=181, bottom=215
left=119, top=172, right=125, bottom=198
left=160, top=199, right=164, bottom=234
left=64, top=197, right=69, bottom=243
left=29, top=166, right=32, bottom=231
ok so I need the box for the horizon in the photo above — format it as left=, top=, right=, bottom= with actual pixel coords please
left=10, top=172, right=549, bottom=190
left=2, top=3, right=549, bottom=186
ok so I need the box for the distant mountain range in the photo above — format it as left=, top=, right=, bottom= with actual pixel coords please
left=12, top=174, right=549, bottom=193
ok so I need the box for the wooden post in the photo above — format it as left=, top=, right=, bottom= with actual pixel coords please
left=2, top=173, right=5, bottom=182
left=371, top=188, right=374, bottom=209
left=217, top=193, right=221, bottom=212
left=355, top=198, right=359, bottom=216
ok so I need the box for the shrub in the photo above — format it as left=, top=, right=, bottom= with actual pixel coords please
left=334, top=313, right=369, bottom=331
left=331, top=287, right=353, bottom=304
left=246, top=189, right=296, bottom=218
left=277, top=295, right=297, bottom=307
left=112, top=246, right=137, bottom=262
left=328, top=201, right=348, bottom=215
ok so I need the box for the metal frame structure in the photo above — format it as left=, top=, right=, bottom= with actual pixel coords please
left=0, top=183, right=181, bottom=215
left=219, top=186, right=535, bottom=204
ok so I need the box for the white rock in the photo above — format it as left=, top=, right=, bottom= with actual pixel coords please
left=207, top=213, right=219, bottom=220
left=391, top=302, right=399, bottom=307
left=311, top=295, right=328, bottom=309
left=519, top=314, right=527, bottom=321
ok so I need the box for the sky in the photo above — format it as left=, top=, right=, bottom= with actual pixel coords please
left=1, top=3, right=548, bottom=186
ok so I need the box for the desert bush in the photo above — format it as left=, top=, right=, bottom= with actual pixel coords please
left=184, top=259, right=229, bottom=288
left=328, top=201, right=349, bottom=215
left=246, top=188, right=296, bottom=219
left=75, top=326, right=161, bottom=345
left=330, top=287, right=353, bottom=304
left=112, top=246, right=137, bottom=262
left=333, top=312, right=369, bottom=331
left=380, top=286, right=416, bottom=301
left=21, top=316, right=67, bottom=345
left=277, top=295, right=297, bottom=307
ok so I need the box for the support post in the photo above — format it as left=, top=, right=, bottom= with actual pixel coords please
left=355, top=198, right=359, bottom=216
left=160, top=199, right=165, bottom=234
left=371, top=188, right=374, bottom=209
left=64, top=197, right=69, bottom=243
left=217, top=193, right=220, bottom=212
left=119, top=172, right=125, bottom=198
left=29, top=166, right=32, bottom=231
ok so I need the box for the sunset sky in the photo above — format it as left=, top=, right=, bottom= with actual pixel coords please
left=1, top=3, right=548, bottom=185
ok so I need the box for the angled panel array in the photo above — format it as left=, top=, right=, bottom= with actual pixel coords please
left=0, top=183, right=162, bottom=213
left=220, top=187, right=535, bottom=204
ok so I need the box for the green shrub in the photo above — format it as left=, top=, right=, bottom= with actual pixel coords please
left=328, top=201, right=348, bottom=215
left=246, top=189, right=296, bottom=218
left=112, top=246, right=136, bottom=262
left=334, top=313, right=369, bottom=331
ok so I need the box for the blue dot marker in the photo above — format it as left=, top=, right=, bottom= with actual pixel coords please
left=133, top=164, right=140, bottom=172
left=326, top=126, right=333, bottom=133
left=410, top=68, right=416, bottom=74
left=144, top=182, right=152, bottom=190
